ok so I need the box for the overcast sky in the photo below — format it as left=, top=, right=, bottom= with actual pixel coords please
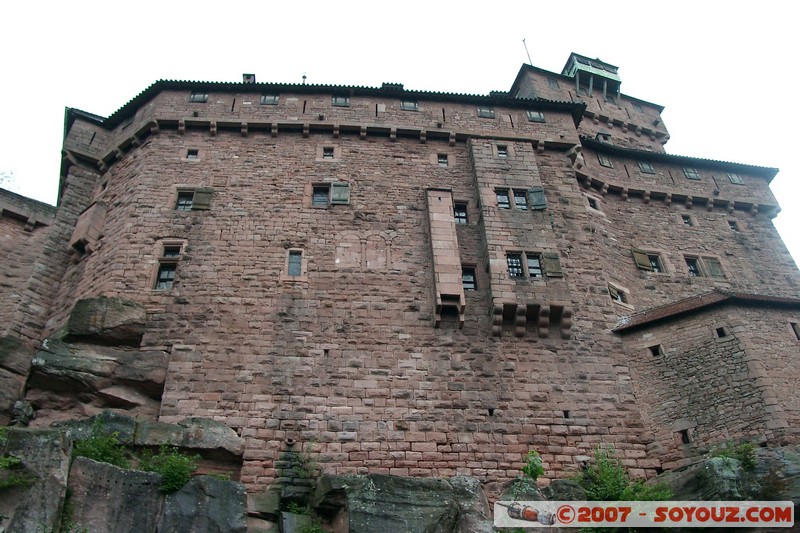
left=1, top=1, right=797, bottom=267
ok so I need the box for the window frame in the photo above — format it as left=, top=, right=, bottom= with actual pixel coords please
left=728, top=173, right=744, bottom=185
left=496, top=189, right=511, bottom=210
left=513, top=189, right=528, bottom=210
left=683, top=167, right=701, bottom=180
left=547, top=78, right=560, bottom=89
left=312, top=184, right=332, bottom=207
left=526, top=110, right=545, bottom=123
left=322, top=146, right=335, bottom=160
left=507, top=251, right=561, bottom=279
left=260, top=94, right=279, bottom=105
left=153, top=242, right=184, bottom=291
left=186, top=149, right=199, bottom=160
left=496, top=145, right=508, bottom=158
left=331, top=95, right=350, bottom=107
left=453, top=202, right=468, bottom=224
left=685, top=256, right=701, bottom=277
left=462, top=266, right=477, bottom=290
left=597, top=153, right=613, bottom=168
left=400, top=100, right=419, bottom=112
left=632, top=249, right=664, bottom=273
left=476, top=106, right=496, bottom=119
left=608, top=284, right=628, bottom=304
left=437, top=153, right=449, bottom=167
left=638, top=161, right=656, bottom=174
left=175, top=191, right=195, bottom=211
left=287, top=250, right=303, bottom=277
left=188, top=92, right=208, bottom=103
left=681, top=214, right=694, bottom=227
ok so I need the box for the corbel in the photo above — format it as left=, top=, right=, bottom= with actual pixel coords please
left=449, top=132, right=456, bottom=147
left=664, top=193, right=672, bottom=206
left=491, top=303, right=503, bottom=337
left=750, top=203, right=759, bottom=217
left=535, top=140, right=545, bottom=154
left=685, top=196, right=693, bottom=209
left=643, top=190, right=651, bottom=204
left=538, top=306, right=550, bottom=338
left=210, top=120, right=217, bottom=136
left=419, top=129, right=426, bottom=144
left=333, top=124, right=340, bottom=138
left=621, top=187, right=628, bottom=201
left=360, top=125, right=367, bottom=140
left=241, top=122, right=248, bottom=137
left=178, top=119, right=186, bottom=135
left=514, top=305, right=527, bottom=338
left=303, top=123, right=309, bottom=138
left=150, top=121, right=159, bottom=135
left=390, top=127, right=397, bottom=142
left=271, top=123, right=278, bottom=137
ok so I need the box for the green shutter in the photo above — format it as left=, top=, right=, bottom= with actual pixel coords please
left=542, top=252, right=563, bottom=277
left=528, top=187, right=547, bottom=210
left=705, top=258, right=725, bottom=278
left=632, top=249, right=653, bottom=271
left=191, top=188, right=213, bottom=210
left=331, top=182, right=351, bottom=205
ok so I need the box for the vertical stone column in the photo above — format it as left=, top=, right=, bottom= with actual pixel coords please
left=425, top=188, right=464, bottom=328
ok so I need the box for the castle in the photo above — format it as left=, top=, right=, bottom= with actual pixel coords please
left=2, top=52, right=799, bottom=495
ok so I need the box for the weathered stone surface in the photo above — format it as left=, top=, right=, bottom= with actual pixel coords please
left=449, top=475, right=493, bottom=533
left=0, top=428, right=72, bottom=533
left=661, top=457, right=748, bottom=500
left=53, top=410, right=138, bottom=444
left=157, top=475, right=247, bottom=533
left=543, top=479, right=587, bottom=501
left=247, top=516, right=278, bottom=532
left=68, top=457, right=164, bottom=533
left=136, top=417, right=244, bottom=458
left=65, top=296, right=146, bottom=346
left=247, top=488, right=282, bottom=518
left=0, top=335, right=33, bottom=375
left=312, top=474, right=460, bottom=533
left=280, top=511, right=313, bottom=533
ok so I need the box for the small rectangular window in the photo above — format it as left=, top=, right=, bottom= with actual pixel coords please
left=685, top=257, right=701, bottom=277
left=513, top=190, right=528, bottom=210
left=462, top=267, right=477, bottom=290
left=454, top=203, right=468, bottom=224
left=728, top=173, right=744, bottom=184
left=632, top=103, right=644, bottom=112
left=704, top=257, right=725, bottom=278
left=609, top=285, right=627, bottom=303
left=189, top=92, right=208, bottom=103
left=496, top=189, right=511, bottom=209
left=507, top=253, right=524, bottom=278
left=681, top=214, right=694, bottom=227
left=155, top=264, right=176, bottom=290
left=312, top=185, right=331, bottom=207
left=332, top=95, right=350, bottom=107
left=596, top=132, right=611, bottom=143
left=598, top=153, right=613, bottom=168
left=638, top=161, right=655, bottom=174
left=322, top=147, right=335, bottom=159
left=175, top=191, right=194, bottom=211
left=791, top=322, right=800, bottom=340
left=526, top=110, right=545, bottom=123
left=287, top=251, right=303, bottom=276
left=715, top=327, right=728, bottom=338
left=632, top=249, right=662, bottom=272
left=437, top=154, right=449, bottom=167
left=728, top=220, right=739, bottom=232
left=648, top=344, right=663, bottom=357
left=162, top=246, right=181, bottom=258
left=588, top=197, right=599, bottom=210
left=497, top=145, right=508, bottom=158
left=683, top=167, right=701, bottom=180
left=260, top=94, right=279, bottom=105
left=186, top=149, right=199, bottom=160
left=400, top=100, right=419, bottom=111
left=527, top=254, right=543, bottom=278
left=547, top=78, right=559, bottom=88
left=477, top=106, right=495, bottom=119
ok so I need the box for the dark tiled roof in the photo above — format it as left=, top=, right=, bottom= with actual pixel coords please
left=581, top=136, right=779, bottom=181
left=613, top=289, right=800, bottom=333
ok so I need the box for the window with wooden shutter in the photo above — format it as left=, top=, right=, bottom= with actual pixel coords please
left=542, top=252, right=563, bottom=277
left=528, top=187, right=547, bottom=210
left=632, top=249, right=653, bottom=271
left=330, top=182, right=351, bottom=205
left=704, top=257, right=725, bottom=278
left=191, top=188, right=213, bottom=210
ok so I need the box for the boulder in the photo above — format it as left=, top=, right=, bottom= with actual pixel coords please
left=53, top=410, right=138, bottom=444
left=157, top=475, right=247, bottom=533
left=67, top=456, right=164, bottom=533
left=449, top=475, right=493, bottom=533
left=311, top=474, right=460, bottom=533
left=543, top=479, right=587, bottom=501
left=65, top=296, right=146, bottom=346
left=0, top=428, right=72, bottom=533
left=136, top=417, right=244, bottom=459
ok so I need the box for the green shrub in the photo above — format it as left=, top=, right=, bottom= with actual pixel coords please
left=575, top=447, right=671, bottom=501
left=712, top=442, right=757, bottom=472
left=0, top=453, right=34, bottom=490
left=72, top=421, right=130, bottom=469
left=520, top=449, right=544, bottom=482
left=139, top=445, right=200, bottom=493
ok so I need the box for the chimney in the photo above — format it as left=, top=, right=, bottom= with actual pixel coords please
left=243, top=73, right=256, bottom=84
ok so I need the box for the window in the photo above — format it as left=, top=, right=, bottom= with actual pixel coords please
left=287, top=251, right=303, bottom=276
left=154, top=244, right=182, bottom=290
left=704, top=257, right=725, bottom=278
left=513, top=190, right=528, bottom=210
left=791, top=322, right=800, bottom=340
left=638, top=161, right=655, bottom=174
left=547, top=78, right=559, bottom=88
left=632, top=103, right=644, bottom=112
left=648, top=344, right=663, bottom=357
left=681, top=214, right=694, bottom=227
left=526, top=110, right=545, bottom=123
left=462, top=267, right=477, bottom=290
left=598, top=153, right=613, bottom=168
left=632, top=249, right=663, bottom=272
left=507, top=253, right=524, bottom=278
left=437, top=154, right=449, bottom=167
left=596, top=132, right=611, bottom=143
left=188, top=92, right=208, bottom=103
left=685, top=257, right=701, bottom=277
left=608, top=284, right=628, bottom=303
left=683, top=167, right=701, bottom=180
left=400, top=100, right=419, bottom=111
left=322, top=147, right=334, bottom=160
left=454, top=203, right=468, bottom=224
left=186, top=149, right=199, bottom=160
left=497, top=145, right=508, bottom=158
left=728, top=173, right=744, bottom=185
left=496, top=189, right=511, bottom=209
left=507, top=251, right=562, bottom=279
left=311, top=182, right=350, bottom=207
left=715, top=327, right=728, bottom=338
left=526, top=254, right=543, bottom=278
left=477, top=106, right=495, bottom=119
left=175, top=191, right=194, bottom=211
left=332, top=95, right=350, bottom=107
left=587, top=197, right=600, bottom=210
left=260, top=94, right=279, bottom=105
left=174, top=188, right=213, bottom=211
left=728, top=220, right=739, bottom=232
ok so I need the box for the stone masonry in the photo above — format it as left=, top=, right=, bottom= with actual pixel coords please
left=2, top=53, right=799, bottom=498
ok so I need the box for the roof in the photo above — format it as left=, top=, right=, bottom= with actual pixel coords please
left=613, top=289, right=800, bottom=333
left=581, top=136, right=780, bottom=181
left=84, top=79, right=585, bottom=130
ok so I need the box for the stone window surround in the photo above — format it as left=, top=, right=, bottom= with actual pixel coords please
left=316, top=145, right=341, bottom=162
left=608, top=281, right=633, bottom=310
left=281, top=248, right=308, bottom=282
left=151, top=239, right=186, bottom=292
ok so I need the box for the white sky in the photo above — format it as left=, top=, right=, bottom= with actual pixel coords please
left=1, top=1, right=797, bottom=267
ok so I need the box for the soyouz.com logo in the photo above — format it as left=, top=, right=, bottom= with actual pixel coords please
left=494, top=501, right=794, bottom=528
